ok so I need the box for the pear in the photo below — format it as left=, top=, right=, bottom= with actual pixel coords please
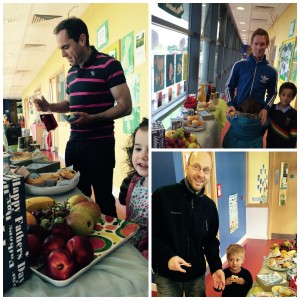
left=65, top=212, right=94, bottom=237
left=70, top=201, right=101, bottom=225
left=67, top=194, right=89, bottom=208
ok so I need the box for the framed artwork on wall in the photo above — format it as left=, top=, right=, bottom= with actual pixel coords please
left=277, top=37, right=296, bottom=83
left=104, top=39, right=121, bottom=61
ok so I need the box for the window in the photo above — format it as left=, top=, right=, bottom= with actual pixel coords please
left=50, top=70, right=65, bottom=122
left=151, top=3, right=190, bottom=119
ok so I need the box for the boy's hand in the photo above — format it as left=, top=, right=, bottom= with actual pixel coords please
left=225, top=277, right=234, bottom=285
left=234, top=277, right=245, bottom=285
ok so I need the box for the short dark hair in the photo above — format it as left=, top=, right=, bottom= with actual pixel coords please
left=238, top=98, right=261, bottom=114
left=279, top=82, right=297, bottom=98
left=53, top=17, right=89, bottom=46
left=251, top=28, right=269, bottom=47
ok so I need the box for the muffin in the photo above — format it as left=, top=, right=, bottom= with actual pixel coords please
left=267, top=258, right=276, bottom=267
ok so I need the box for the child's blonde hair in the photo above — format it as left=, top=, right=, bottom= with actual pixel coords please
left=226, top=244, right=245, bottom=260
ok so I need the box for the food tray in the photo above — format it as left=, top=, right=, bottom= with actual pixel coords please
left=266, top=264, right=288, bottom=272
left=25, top=172, right=80, bottom=196
left=30, top=214, right=139, bottom=287
left=183, top=123, right=206, bottom=132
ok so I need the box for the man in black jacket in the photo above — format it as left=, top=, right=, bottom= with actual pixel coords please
left=152, top=152, right=225, bottom=296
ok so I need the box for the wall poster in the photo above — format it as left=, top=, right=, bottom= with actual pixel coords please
left=277, top=37, right=296, bottom=82
left=153, top=55, right=165, bottom=92
left=97, top=20, right=109, bottom=51
left=104, top=39, right=120, bottom=61
left=121, top=31, right=134, bottom=74
left=229, top=193, right=238, bottom=234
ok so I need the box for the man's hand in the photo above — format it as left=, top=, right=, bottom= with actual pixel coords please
left=33, top=96, right=50, bottom=112
left=259, top=109, right=268, bottom=125
left=212, top=269, right=225, bottom=291
left=226, top=106, right=236, bottom=117
left=168, top=256, right=191, bottom=273
left=69, top=111, right=96, bottom=125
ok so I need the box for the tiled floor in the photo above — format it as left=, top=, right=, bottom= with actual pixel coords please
left=152, top=238, right=285, bottom=297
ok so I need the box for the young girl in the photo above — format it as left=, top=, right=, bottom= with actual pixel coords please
left=119, top=118, right=148, bottom=258
left=222, top=98, right=269, bottom=148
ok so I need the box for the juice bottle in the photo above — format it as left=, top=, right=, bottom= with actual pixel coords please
left=39, top=112, right=58, bottom=132
left=197, top=83, right=206, bottom=103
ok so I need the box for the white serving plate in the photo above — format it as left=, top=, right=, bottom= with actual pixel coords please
left=183, top=122, right=206, bottom=132
left=30, top=215, right=139, bottom=287
left=25, top=172, right=80, bottom=196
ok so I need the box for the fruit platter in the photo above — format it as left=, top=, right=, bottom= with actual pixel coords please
left=25, top=168, right=80, bottom=196
left=26, top=195, right=139, bottom=287
left=266, top=241, right=297, bottom=271
left=164, top=127, right=200, bottom=148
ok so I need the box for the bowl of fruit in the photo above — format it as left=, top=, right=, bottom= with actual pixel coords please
left=164, top=127, right=200, bottom=148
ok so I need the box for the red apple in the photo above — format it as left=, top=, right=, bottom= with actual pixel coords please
left=48, top=223, right=73, bottom=240
left=47, top=249, right=74, bottom=280
left=27, top=234, right=43, bottom=264
left=66, top=236, right=94, bottom=268
left=42, top=234, right=67, bottom=257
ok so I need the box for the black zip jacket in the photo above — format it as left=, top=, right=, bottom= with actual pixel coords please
left=152, top=179, right=222, bottom=282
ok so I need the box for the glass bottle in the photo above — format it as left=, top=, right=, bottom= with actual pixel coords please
left=206, top=83, right=212, bottom=103
left=197, top=83, right=206, bottom=103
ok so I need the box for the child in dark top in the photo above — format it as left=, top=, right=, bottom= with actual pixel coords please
left=267, top=82, right=297, bottom=148
left=222, top=98, right=268, bottom=148
left=119, top=118, right=148, bottom=259
left=222, top=244, right=253, bottom=297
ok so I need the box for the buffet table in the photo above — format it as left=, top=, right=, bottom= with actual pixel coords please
left=193, top=119, right=221, bottom=148
left=4, top=188, right=148, bottom=297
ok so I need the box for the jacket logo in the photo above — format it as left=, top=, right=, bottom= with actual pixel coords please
left=91, top=71, right=95, bottom=76
left=170, top=211, right=181, bottom=215
left=260, top=75, right=269, bottom=84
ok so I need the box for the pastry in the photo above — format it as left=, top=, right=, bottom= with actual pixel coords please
left=26, top=177, right=46, bottom=187
left=267, top=258, right=276, bottom=267
left=59, top=168, right=77, bottom=180
left=231, top=275, right=238, bottom=280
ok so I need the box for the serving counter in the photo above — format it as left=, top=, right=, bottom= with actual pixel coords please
left=4, top=188, right=149, bottom=297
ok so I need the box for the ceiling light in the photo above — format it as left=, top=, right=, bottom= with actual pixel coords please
left=237, top=7, right=244, bottom=10
left=241, top=29, right=246, bottom=32
left=240, top=22, right=245, bottom=25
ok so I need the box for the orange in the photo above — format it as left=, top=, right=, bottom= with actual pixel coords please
left=26, top=211, right=37, bottom=225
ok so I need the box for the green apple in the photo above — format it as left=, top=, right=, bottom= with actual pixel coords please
left=70, top=201, right=101, bottom=225
left=67, top=194, right=89, bottom=208
left=65, top=212, right=94, bottom=236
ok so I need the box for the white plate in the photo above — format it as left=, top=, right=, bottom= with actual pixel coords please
left=183, top=123, right=206, bottom=132
left=25, top=172, right=80, bottom=196
left=266, top=264, right=288, bottom=272
left=30, top=215, right=139, bottom=287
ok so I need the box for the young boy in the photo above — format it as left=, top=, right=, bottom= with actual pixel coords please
left=267, top=82, right=297, bottom=148
left=222, top=98, right=268, bottom=148
left=222, top=244, right=253, bottom=297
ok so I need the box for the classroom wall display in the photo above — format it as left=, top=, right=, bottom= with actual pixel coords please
left=166, top=54, right=175, bottom=87
left=175, top=54, right=183, bottom=83
left=121, top=31, right=134, bottom=74
left=104, top=39, right=121, bottom=60
left=277, top=37, right=296, bottom=82
left=135, top=31, right=146, bottom=65
left=153, top=55, right=165, bottom=92
left=289, top=44, right=297, bottom=84
left=123, top=105, right=140, bottom=134
left=97, top=20, right=109, bottom=51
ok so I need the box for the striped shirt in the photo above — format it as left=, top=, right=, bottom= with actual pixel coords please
left=266, top=104, right=297, bottom=148
left=66, top=46, right=126, bottom=140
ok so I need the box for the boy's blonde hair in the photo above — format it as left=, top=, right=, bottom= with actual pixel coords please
left=226, top=244, right=245, bottom=260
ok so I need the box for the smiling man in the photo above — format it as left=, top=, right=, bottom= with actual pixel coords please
left=225, top=28, right=278, bottom=126
left=152, top=152, right=225, bottom=297
left=34, top=17, right=132, bottom=218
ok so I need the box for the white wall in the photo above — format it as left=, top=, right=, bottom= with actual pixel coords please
left=246, top=207, right=269, bottom=239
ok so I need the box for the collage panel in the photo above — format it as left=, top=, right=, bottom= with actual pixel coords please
left=151, top=150, right=297, bottom=297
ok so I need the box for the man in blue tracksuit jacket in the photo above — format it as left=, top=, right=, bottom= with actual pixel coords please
left=225, top=28, right=278, bottom=126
